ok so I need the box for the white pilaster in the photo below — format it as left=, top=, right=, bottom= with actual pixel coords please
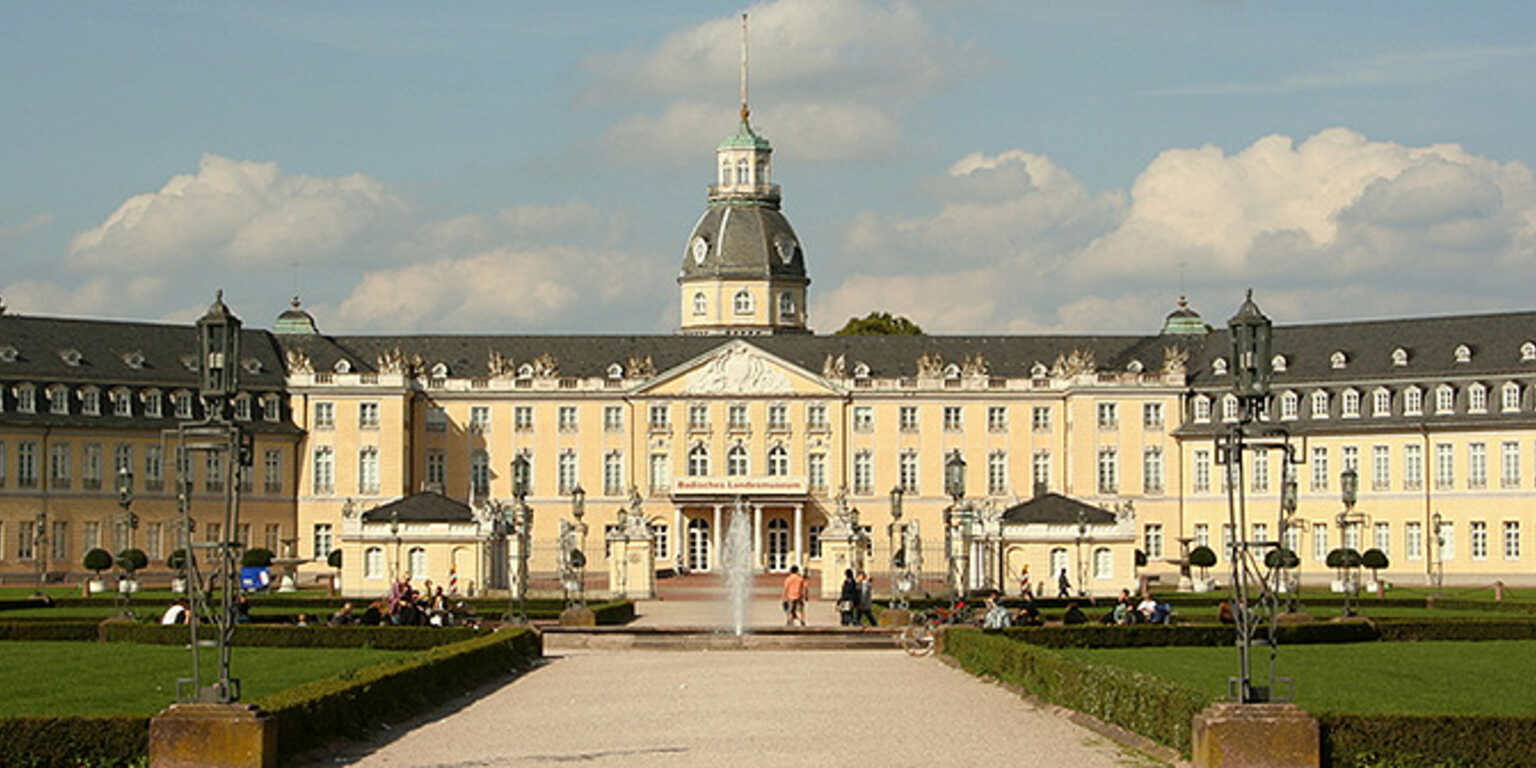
left=712, top=504, right=723, bottom=572
left=673, top=505, right=683, bottom=566
left=793, top=503, right=804, bottom=568
left=752, top=503, right=763, bottom=571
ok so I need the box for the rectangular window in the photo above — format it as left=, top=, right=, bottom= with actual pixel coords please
left=81, top=443, right=102, bottom=490
left=1341, top=445, right=1359, bottom=472
left=1223, top=523, right=1235, bottom=559
left=1469, top=443, right=1487, bottom=489
left=1280, top=393, right=1298, bottom=420
left=1193, top=396, right=1211, bottom=422
left=1504, top=521, right=1521, bottom=561
left=1372, top=389, right=1390, bottom=417
left=1194, top=450, right=1211, bottom=493
left=1144, top=448, right=1163, bottom=494
left=1405, top=388, right=1423, bottom=415
left=1145, top=523, right=1164, bottom=560
left=1194, top=523, right=1209, bottom=549
left=808, top=453, right=827, bottom=490
left=1404, top=444, right=1423, bottom=491
left=987, top=451, right=1007, bottom=495
left=648, top=453, right=670, bottom=493
left=1252, top=523, right=1268, bottom=547
left=359, top=447, right=380, bottom=495
left=312, top=447, right=334, bottom=495
left=145, top=445, right=163, bottom=490
left=1374, top=522, right=1391, bottom=557
left=651, top=524, right=669, bottom=559
left=647, top=404, right=668, bottom=430
left=49, top=387, right=67, bottom=415
left=50, top=443, right=71, bottom=488
left=988, top=406, right=1008, bottom=432
left=1143, top=402, right=1164, bottom=430
left=1313, top=523, right=1328, bottom=561
left=1251, top=448, right=1269, bottom=492
left=943, top=406, right=962, bottom=432
left=144, top=523, right=161, bottom=560
left=262, top=449, right=282, bottom=493
left=557, top=451, right=577, bottom=494
left=114, top=443, right=133, bottom=485
left=1372, top=445, right=1391, bottom=491
left=1283, top=524, right=1301, bottom=554
left=728, top=404, right=748, bottom=429
left=853, top=452, right=873, bottom=495
left=1343, top=522, right=1361, bottom=550
left=1436, top=386, right=1455, bottom=414
left=1342, top=390, right=1360, bottom=418
left=601, top=405, right=623, bottom=432
left=1097, top=402, right=1118, bottom=429
left=604, top=452, right=623, bottom=496
left=264, top=524, right=281, bottom=553
left=1031, top=450, right=1050, bottom=492
left=767, top=404, right=787, bottom=430
left=313, top=523, right=333, bottom=560
left=899, top=406, right=918, bottom=432
left=852, top=406, right=873, bottom=432
left=314, top=402, right=334, bottom=429
left=1470, top=386, right=1488, bottom=413
left=1031, top=406, right=1051, bottom=432
left=1437, top=521, right=1455, bottom=562
left=113, top=390, right=131, bottom=417
left=1471, top=521, right=1488, bottom=561
left=1502, top=442, right=1521, bottom=488
left=205, top=452, right=224, bottom=493
left=18, top=521, right=35, bottom=560
left=1406, top=522, right=1423, bottom=560
left=899, top=451, right=918, bottom=493
left=17, top=386, right=35, bottom=413
left=426, top=406, right=448, bottom=432
left=425, top=450, right=445, bottom=489
left=51, top=521, right=68, bottom=561
left=689, top=403, right=709, bottom=429
left=358, top=402, right=380, bottom=429
left=1096, top=448, right=1117, bottom=494
left=1311, top=447, right=1328, bottom=491
left=1435, top=443, right=1454, bottom=489
left=807, top=403, right=828, bottom=430
left=471, top=405, right=493, bottom=432
left=261, top=394, right=278, bottom=422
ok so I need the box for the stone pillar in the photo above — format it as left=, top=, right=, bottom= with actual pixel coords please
left=712, top=504, right=722, bottom=572
left=752, top=503, right=763, bottom=572
left=673, top=506, right=683, bottom=568
left=1192, top=702, right=1319, bottom=768
left=818, top=517, right=864, bottom=600
left=606, top=531, right=656, bottom=599
left=793, top=504, right=804, bottom=568
left=149, top=702, right=277, bottom=768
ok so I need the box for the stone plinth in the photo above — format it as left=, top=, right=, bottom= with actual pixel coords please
left=1192, top=702, right=1318, bottom=768
left=149, top=702, right=276, bottom=768
left=559, top=606, right=596, bottom=626
left=606, top=534, right=656, bottom=599
left=877, top=607, right=912, bottom=627
left=818, top=537, right=862, bottom=600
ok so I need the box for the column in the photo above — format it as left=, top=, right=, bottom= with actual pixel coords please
left=752, top=503, right=763, bottom=572
left=673, top=506, right=683, bottom=568
left=712, top=504, right=722, bottom=572
left=793, top=503, right=804, bottom=569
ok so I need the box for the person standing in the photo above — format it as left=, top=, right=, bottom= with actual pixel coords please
left=854, top=571, right=877, bottom=626
left=1057, top=568, right=1072, bottom=599
left=838, top=569, right=859, bottom=626
left=781, top=565, right=808, bottom=626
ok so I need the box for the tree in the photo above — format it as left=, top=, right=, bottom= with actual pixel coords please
left=1362, top=548, right=1389, bottom=589
left=327, top=549, right=343, bottom=569
left=834, top=311, right=923, bottom=336
left=241, top=548, right=275, bottom=568
left=83, top=548, right=113, bottom=577
left=1188, top=545, right=1217, bottom=579
left=116, top=548, right=148, bottom=574
left=166, top=548, right=188, bottom=571
left=1325, top=547, right=1363, bottom=571
left=1264, top=548, right=1300, bottom=570
left=1135, top=549, right=1148, bottom=568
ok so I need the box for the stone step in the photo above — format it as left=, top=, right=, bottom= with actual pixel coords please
left=540, top=626, right=902, bottom=651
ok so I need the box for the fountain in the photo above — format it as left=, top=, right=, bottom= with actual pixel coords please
left=722, top=496, right=754, bottom=635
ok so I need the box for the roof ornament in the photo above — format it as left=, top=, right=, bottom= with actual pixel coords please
left=739, top=12, right=750, bottom=124
left=821, top=353, right=847, bottom=379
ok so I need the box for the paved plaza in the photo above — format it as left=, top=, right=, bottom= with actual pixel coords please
left=314, top=649, right=1160, bottom=767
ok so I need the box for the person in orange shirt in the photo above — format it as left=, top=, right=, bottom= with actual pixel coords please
left=782, top=565, right=808, bottom=626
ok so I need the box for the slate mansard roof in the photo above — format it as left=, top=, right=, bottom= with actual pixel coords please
left=679, top=205, right=807, bottom=284
left=361, top=492, right=475, bottom=524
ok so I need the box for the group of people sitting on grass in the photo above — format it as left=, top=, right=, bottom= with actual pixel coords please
left=326, top=573, right=466, bottom=628
left=979, top=588, right=1174, bottom=628
left=1102, top=589, right=1173, bottom=625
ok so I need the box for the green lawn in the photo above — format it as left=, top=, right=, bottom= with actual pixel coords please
left=1059, top=640, right=1536, bottom=715
left=0, top=641, right=412, bottom=716
left=0, top=605, right=327, bottom=620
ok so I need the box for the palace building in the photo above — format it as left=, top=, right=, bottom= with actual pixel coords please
left=4, top=101, right=1536, bottom=597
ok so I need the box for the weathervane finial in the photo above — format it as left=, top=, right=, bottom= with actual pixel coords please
left=739, top=12, right=750, bottom=123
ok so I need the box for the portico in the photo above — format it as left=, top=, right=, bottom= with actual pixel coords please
left=668, top=475, right=818, bottom=573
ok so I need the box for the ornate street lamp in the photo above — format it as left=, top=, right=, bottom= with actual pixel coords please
left=196, top=290, right=242, bottom=412
left=505, top=454, right=533, bottom=624
left=1336, top=467, right=1369, bottom=617
left=942, top=453, right=966, bottom=596
left=944, top=453, right=966, bottom=502
left=888, top=486, right=910, bottom=610
left=114, top=465, right=139, bottom=618
left=389, top=508, right=402, bottom=579
left=570, top=484, right=587, bottom=608
left=1228, top=289, right=1273, bottom=413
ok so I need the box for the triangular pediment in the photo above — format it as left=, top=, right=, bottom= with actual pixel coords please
left=637, top=340, right=843, bottom=397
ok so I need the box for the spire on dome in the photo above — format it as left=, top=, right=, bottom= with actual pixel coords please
left=740, top=12, right=750, bottom=124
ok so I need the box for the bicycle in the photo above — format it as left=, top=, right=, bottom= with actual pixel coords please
left=898, top=597, right=978, bottom=656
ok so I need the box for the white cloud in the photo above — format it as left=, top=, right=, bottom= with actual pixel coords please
left=817, top=128, right=1536, bottom=333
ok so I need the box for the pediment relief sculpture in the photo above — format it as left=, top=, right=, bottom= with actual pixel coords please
left=682, top=345, right=792, bottom=395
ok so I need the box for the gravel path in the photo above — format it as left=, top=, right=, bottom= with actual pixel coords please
left=313, top=650, right=1160, bottom=768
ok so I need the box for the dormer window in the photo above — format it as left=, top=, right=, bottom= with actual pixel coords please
left=142, top=389, right=162, bottom=418
left=1523, top=342, right=1536, bottom=362
left=1330, top=351, right=1347, bottom=370
left=1502, top=382, right=1521, bottom=412
left=234, top=394, right=252, bottom=421
left=1311, top=390, right=1329, bottom=419
left=59, top=349, right=83, bottom=367
left=1435, top=384, right=1455, bottom=414
left=516, top=363, right=533, bottom=379
left=122, top=350, right=146, bottom=369
left=607, top=363, right=624, bottom=380
left=778, top=292, right=795, bottom=318
left=80, top=387, right=100, bottom=416
left=179, top=355, right=198, bottom=372
left=1372, top=388, right=1391, bottom=417
left=242, top=358, right=262, bottom=375
left=1341, top=389, right=1360, bottom=418
left=15, top=383, right=36, bottom=413
left=1469, top=383, right=1487, bottom=413
left=1211, top=357, right=1228, bottom=376
left=173, top=390, right=194, bottom=420
left=110, top=388, right=131, bottom=417
left=1221, top=394, right=1239, bottom=422
left=0, top=345, right=18, bottom=363
left=1404, top=386, right=1423, bottom=415
left=1280, top=391, right=1298, bottom=420
left=1392, top=348, right=1409, bottom=367
left=942, top=363, right=961, bottom=380
left=1454, top=344, right=1472, bottom=363
left=1127, top=359, right=1144, bottom=373
left=1271, top=355, right=1287, bottom=373
left=853, top=362, right=870, bottom=379
left=733, top=289, right=753, bottom=315
left=693, top=292, right=707, bottom=316
left=47, top=385, right=69, bottom=414
left=261, top=393, right=280, bottom=422
left=431, top=362, right=450, bottom=378
left=1193, top=394, right=1211, bottom=422
left=333, top=359, right=352, bottom=374
left=1030, top=362, right=1048, bottom=378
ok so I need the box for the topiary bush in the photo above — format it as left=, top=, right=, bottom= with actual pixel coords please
left=115, top=548, right=147, bottom=574
left=326, top=548, right=342, bottom=569
left=1326, top=547, right=1363, bottom=569
left=166, top=548, right=188, bottom=571
left=1264, top=547, right=1300, bottom=569
left=1188, top=545, right=1217, bottom=578
left=241, top=547, right=274, bottom=568
left=82, top=549, right=112, bottom=576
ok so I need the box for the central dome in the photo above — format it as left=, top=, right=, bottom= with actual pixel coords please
left=679, top=206, right=806, bottom=283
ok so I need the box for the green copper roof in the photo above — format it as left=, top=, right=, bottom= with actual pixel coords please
left=1161, top=297, right=1209, bottom=335
left=717, top=119, right=772, bottom=150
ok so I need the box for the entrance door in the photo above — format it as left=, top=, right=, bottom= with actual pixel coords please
left=766, top=518, right=790, bottom=572
left=687, top=518, right=712, bottom=572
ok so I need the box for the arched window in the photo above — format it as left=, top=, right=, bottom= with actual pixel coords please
left=1436, top=385, right=1455, bottom=413
left=1280, top=391, right=1299, bottom=420
left=778, top=292, right=795, bottom=317
left=1503, top=382, right=1521, bottom=412
left=767, top=445, right=789, bottom=476
left=687, top=444, right=710, bottom=477
left=692, top=292, right=707, bottom=316
left=721, top=159, right=731, bottom=185
left=1404, top=387, right=1423, bottom=415
left=727, top=445, right=749, bottom=476
left=1221, top=394, right=1239, bottom=422
left=733, top=289, right=753, bottom=315
left=1093, top=547, right=1113, bottom=579
left=364, top=547, right=383, bottom=579
left=736, top=158, right=749, bottom=186
left=1372, top=388, right=1391, bottom=417
left=756, top=159, right=767, bottom=185
left=1311, top=390, right=1329, bottom=419
left=1193, top=395, right=1211, bottom=422
left=1469, top=383, right=1488, bottom=413
left=407, top=547, right=427, bottom=578
left=1049, top=547, right=1068, bottom=580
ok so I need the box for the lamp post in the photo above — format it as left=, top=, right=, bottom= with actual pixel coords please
left=1336, top=467, right=1369, bottom=617
left=1075, top=507, right=1089, bottom=598
left=389, top=508, right=401, bottom=581
left=114, top=465, right=139, bottom=617
left=889, top=486, right=907, bottom=609
left=944, top=452, right=967, bottom=597
left=1431, top=511, right=1445, bottom=593
left=570, top=484, right=587, bottom=609
left=505, top=454, right=532, bottom=624
left=1278, top=475, right=1300, bottom=612
left=32, top=509, right=46, bottom=598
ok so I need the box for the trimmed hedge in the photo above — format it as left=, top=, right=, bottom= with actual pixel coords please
left=0, top=622, right=99, bottom=642
left=1373, top=619, right=1536, bottom=642
left=992, top=619, right=1536, bottom=648
left=256, top=627, right=542, bottom=760
left=944, top=628, right=1211, bottom=754
left=100, top=623, right=491, bottom=649
left=1320, top=713, right=1536, bottom=768
left=0, top=716, right=148, bottom=768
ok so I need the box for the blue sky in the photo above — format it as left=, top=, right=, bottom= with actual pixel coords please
left=4, top=1, right=1536, bottom=334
